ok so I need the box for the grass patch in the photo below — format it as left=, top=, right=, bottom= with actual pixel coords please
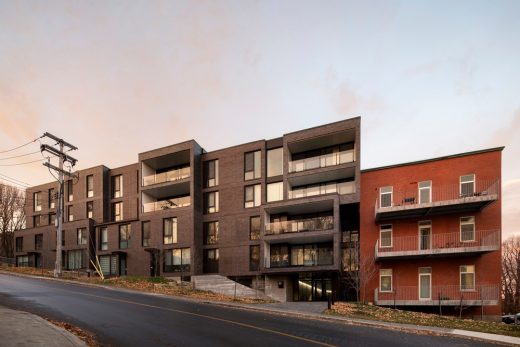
left=327, top=302, right=520, bottom=338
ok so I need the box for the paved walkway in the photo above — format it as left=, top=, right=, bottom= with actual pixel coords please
left=0, top=306, right=86, bottom=347
left=255, top=301, right=328, bottom=314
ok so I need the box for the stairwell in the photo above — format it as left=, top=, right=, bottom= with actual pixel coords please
left=191, top=275, right=266, bottom=299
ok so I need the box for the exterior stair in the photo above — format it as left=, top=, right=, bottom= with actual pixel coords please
left=191, top=275, right=266, bottom=299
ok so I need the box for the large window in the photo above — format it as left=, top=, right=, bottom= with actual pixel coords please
left=250, top=245, right=260, bottom=271
left=112, top=175, right=123, bottom=198
left=204, top=191, right=219, bottom=214
left=100, top=227, right=108, bottom=250
left=380, top=224, right=392, bottom=248
left=270, top=244, right=289, bottom=267
left=86, top=175, right=94, bottom=197
left=34, top=192, right=42, bottom=211
left=249, top=216, right=260, bottom=240
left=244, top=184, right=261, bottom=208
left=112, top=202, right=123, bottom=221
left=460, top=265, right=475, bottom=291
left=15, top=237, right=23, bottom=252
left=164, top=248, right=191, bottom=272
left=99, top=255, right=117, bottom=275
left=68, top=250, right=84, bottom=270
left=244, top=150, right=261, bottom=180
left=87, top=201, right=94, bottom=219
left=33, top=215, right=42, bottom=227
left=379, top=186, right=392, bottom=208
left=289, top=244, right=333, bottom=267
left=67, top=180, right=73, bottom=202
left=342, top=247, right=359, bottom=271
left=460, top=174, right=475, bottom=196
left=380, top=269, right=392, bottom=292
left=142, top=221, right=151, bottom=247
left=203, top=249, right=219, bottom=273
left=267, top=147, right=283, bottom=177
left=35, top=234, right=43, bottom=250
left=267, top=182, right=283, bottom=202
left=204, top=160, right=219, bottom=188
left=204, top=221, right=219, bottom=245
left=163, top=218, right=177, bottom=244
left=16, top=255, right=29, bottom=267
left=460, top=216, right=475, bottom=242
left=119, top=224, right=131, bottom=249
left=48, top=188, right=55, bottom=209
left=77, top=228, right=87, bottom=245
left=418, top=181, right=431, bottom=204
left=67, top=205, right=74, bottom=222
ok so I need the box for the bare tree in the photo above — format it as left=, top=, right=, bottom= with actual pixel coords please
left=502, top=236, right=520, bottom=314
left=343, top=253, right=378, bottom=303
left=0, top=183, right=26, bottom=258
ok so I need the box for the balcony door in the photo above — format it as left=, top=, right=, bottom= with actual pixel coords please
left=419, top=221, right=431, bottom=250
left=419, top=267, right=431, bottom=300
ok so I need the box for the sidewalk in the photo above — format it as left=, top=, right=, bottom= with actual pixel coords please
left=0, top=306, right=86, bottom=347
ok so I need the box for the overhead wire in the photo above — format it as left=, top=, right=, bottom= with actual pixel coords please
left=0, top=136, right=44, bottom=154
left=0, top=150, right=41, bottom=161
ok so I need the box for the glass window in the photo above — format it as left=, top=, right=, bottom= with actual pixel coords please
left=86, top=175, right=94, bottom=197
left=67, top=205, right=74, bottom=222
left=87, top=201, right=94, bottom=219
left=49, top=213, right=56, bottom=225
left=15, top=237, right=23, bottom=252
left=245, top=184, right=261, bottom=208
left=203, top=248, right=219, bottom=273
left=267, top=182, right=283, bottom=202
left=113, top=202, right=123, bottom=221
left=380, top=269, right=392, bottom=292
left=163, top=218, right=177, bottom=244
left=303, top=244, right=317, bottom=266
left=119, top=224, right=131, bottom=249
left=244, top=150, right=261, bottom=180
left=249, top=245, right=260, bottom=271
left=204, top=191, right=219, bottom=214
left=77, top=228, right=87, bottom=245
left=460, top=216, right=475, bottom=242
left=380, top=186, right=392, bottom=208
left=418, top=181, right=431, bottom=204
left=68, top=250, right=84, bottom=270
left=204, top=221, right=219, bottom=245
left=62, top=230, right=65, bottom=246
left=112, top=175, right=123, bottom=198
left=16, top=255, right=29, bottom=267
left=48, top=188, right=55, bottom=209
left=33, top=215, right=41, bottom=227
left=34, top=192, right=42, bottom=211
left=267, top=148, right=283, bottom=177
left=318, top=244, right=333, bottom=265
left=67, top=180, right=73, bottom=202
left=460, top=174, right=475, bottom=196
left=100, top=227, right=108, bottom=250
left=249, top=216, right=260, bottom=240
left=460, top=265, right=475, bottom=291
left=142, top=221, right=151, bottom=247
left=204, top=160, right=219, bottom=188
left=380, top=224, right=392, bottom=247
left=342, top=247, right=359, bottom=271
left=291, top=246, right=304, bottom=266
left=270, top=244, right=289, bottom=268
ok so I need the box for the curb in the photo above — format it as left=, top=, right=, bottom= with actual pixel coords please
left=2, top=270, right=518, bottom=346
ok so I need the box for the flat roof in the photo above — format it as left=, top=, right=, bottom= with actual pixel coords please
left=361, top=146, right=505, bottom=173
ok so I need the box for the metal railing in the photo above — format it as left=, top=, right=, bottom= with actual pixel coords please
left=142, top=196, right=191, bottom=212
left=265, top=216, right=334, bottom=235
left=375, top=284, right=500, bottom=303
left=375, top=229, right=500, bottom=255
left=289, top=149, right=355, bottom=173
left=289, top=181, right=355, bottom=199
left=142, top=166, right=191, bottom=186
left=375, top=179, right=499, bottom=210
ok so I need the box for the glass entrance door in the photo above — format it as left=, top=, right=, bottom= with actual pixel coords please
left=295, top=273, right=332, bottom=301
left=419, top=267, right=431, bottom=300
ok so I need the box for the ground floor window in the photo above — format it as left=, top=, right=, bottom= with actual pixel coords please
left=68, top=250, right=85, bottom=270
left=99, top=255, right=118, bottom=276
left=164, top=248, right=191, bottom=272
left=203, top=248, right=219, bottom=273
left=16, top=255, right=29, bottom=267
left=379, top=269, right=392, bottom=292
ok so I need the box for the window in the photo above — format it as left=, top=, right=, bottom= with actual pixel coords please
left=77, top=228, right=87, bottom=245
left=418, top=181, right=431, bottom=204
left=16, top=255, right=29, bottom=267
left=163, top=218, right=177, bottom=244
left=460, top=265, right=475, bottom=291
left=267, top=147, right=283, bottom=177
left=460, top=174, right=475, bottom=196
left=119, top=224, right=131, bottom=249
left=204, top=191, right=219, bottom=214
left=87, top=201, right=94, bottom=219
left=34, top=192, right=42, bottom=211
left=270, top=244, right=289, bottom=267
left=86, top=175, right=94, bottom=197
left=48, top=188, right=55, bottom=208
left=203, top=249, right=219, bottom=273
left=67, top=205, right=74, bottom=222
left=142, top=221, right=151, bottom=247
left=244, top=150, right=261, bottom=180
left=112, top=175, right=123, bottom=198
left=164, top=248, right=191, bottom=272
left=112, top=202, right=123, bottom=221
left=68, top=250, right=84, bottom=270
left=204, top=221, right=219, bottom=245
left=33, top=215, right=42, bottom=227
left=419, top=221, right=432, bottom=250
left=267, top=182, right=283, bottom=202
left=34, top=234, right=43, bottom=251
left=250, top=245, right=260, bottom=271
left=380, top=224, right=392, bottom=248
left=342, top=247, right=359, bottom=271
left=288, top=244, right=332, bottom=266
left=460, top=216, right=475, bottom=242
left=15, top=237, right=23, bottom=252
left=379, top=186, right=392, bottom=208
left=99, top=255, right=117, bottom=275
left=249, top=216, right=260, bottom=240
left=62, top=230, right=65, bottom=246
left=100, top=227, right=108, bottom=250
left=67, top=180, right=73, bottom=201
left=244, top=184, right=261, bottom=208
left=204, top=160, right=219, bottom=188
left=380, top=269, right=392, bottom=292
left=49, top=213, right=56, bottom=225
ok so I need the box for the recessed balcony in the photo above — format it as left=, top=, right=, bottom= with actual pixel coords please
left=289, top=181, right=355, bottom=199
left=288, top=149, right=355, bottom=173
left=375, top=229, right=500, bottom=260
left=265, top=216, right=334, bottom=235
left=142, top=166, right=190, bottom=187
left=142, top=196, right=191, bottom=213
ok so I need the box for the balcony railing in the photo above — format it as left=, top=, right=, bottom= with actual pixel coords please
left=375, top=229, right=500, bottom=259
left=265, top=216, right=334, bottom=235
left=142, top=167, right=190, bottom=186
left=289, top=149, right=355, bottom=173
left=142, top=196, right=191, bottom=212
left=289, top=181, right=355, bottom=199
left=374, top=284, right=499, bottom=306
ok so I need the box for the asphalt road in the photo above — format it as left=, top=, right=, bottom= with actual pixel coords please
left=0, top=274, right=497, bottom=347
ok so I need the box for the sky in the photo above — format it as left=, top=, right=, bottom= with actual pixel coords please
left=0, top=0, right=519, bottom=237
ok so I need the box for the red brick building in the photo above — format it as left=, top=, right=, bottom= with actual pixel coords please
left=360, top=148, right=502, bottom=320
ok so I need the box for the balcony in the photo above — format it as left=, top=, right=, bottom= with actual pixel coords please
left=375, top=229, right=500, bottom=260
left=374, top=284, right=499, bottom=306
left=289, top=149, right=355, bottom=173
left=142, top=196, right=191, bottom=213
left=289, top=181, right=355, bottom=199
left=265, top=216, right=334, bottom=235
left=142, top=166, right=190, bottom=187
left=375, top=179, right=499, bottom=222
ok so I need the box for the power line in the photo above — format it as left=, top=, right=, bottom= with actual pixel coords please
left=0, top=158, right=49, bottom=167
left=0, top=173, right=31, bottom=187
left=0, top=136, right=43, bottom=154
left=0, top=150, right=40, bottom=161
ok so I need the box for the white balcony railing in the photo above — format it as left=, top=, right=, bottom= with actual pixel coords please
left=289, top=149, right=355, bottom=173
left=265, top=216, right=334, bottom=235
left=289, top=181, right=355, bottom=199
left=142, top=196, right=191, bottom=212
left=142, top=167, right=190, bottom=186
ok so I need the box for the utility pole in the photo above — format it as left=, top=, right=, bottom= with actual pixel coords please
left=41, top=132, right=78, bottom=278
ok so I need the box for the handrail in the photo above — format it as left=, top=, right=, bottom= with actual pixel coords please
left=142, top=166, right=191, bottom=186
left=289, top=149, right=355, bottom=173
left=265, top=216, right=334, bottom=235
left=142, top=196, right=191, bottom=212
left=375, top=284, right=500, bottom=302
left=289, top=181, right=355, bottom=199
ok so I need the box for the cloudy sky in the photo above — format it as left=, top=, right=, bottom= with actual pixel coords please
left=0, top=0, right=519, bottom=237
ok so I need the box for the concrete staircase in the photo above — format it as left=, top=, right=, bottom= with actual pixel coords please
left=191, top=275, right=265, bottom=299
